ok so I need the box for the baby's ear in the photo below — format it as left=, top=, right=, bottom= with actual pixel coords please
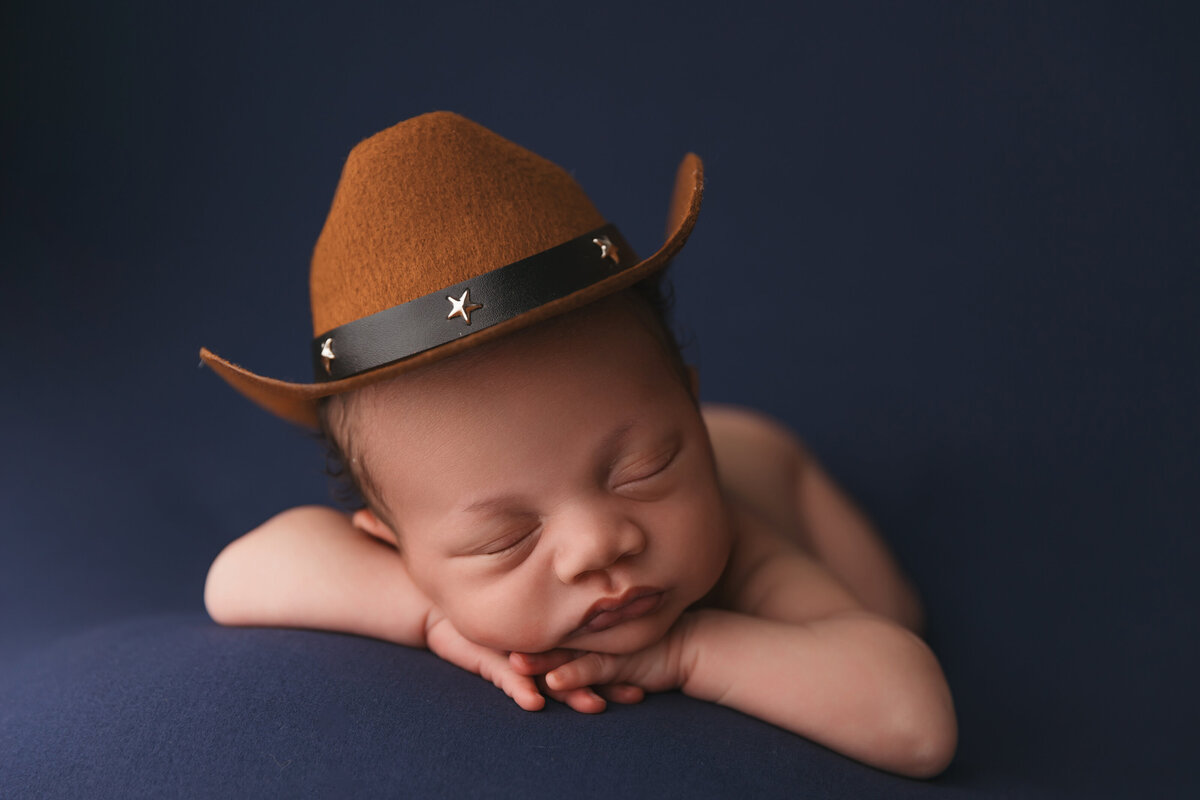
left=686, top=365, right=700, bottom=399
left=352, top=508, right=398, bottom=548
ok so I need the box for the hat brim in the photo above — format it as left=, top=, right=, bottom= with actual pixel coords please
left=199, top=153, right=704, bottom=431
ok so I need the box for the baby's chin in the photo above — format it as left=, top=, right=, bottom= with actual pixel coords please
left=554, top=610, right=683, bottom=656
left=473, top=610, right=677, bottom=656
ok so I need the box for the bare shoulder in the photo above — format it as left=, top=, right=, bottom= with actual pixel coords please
left=702, top=404, right=925, bottom=632
left=701, top=403, right=808, bottom=529
left=254, top=504, right=355, bottom=532
left=702, top=403, right=810, bottom=457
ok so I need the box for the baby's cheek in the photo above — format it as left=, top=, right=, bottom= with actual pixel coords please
left=447, top=585, right=557, bottom=654
left=667, top=490, right=726, bottom=546
left=458, top=613, right=556, bottom=654
left=675, top=494, right=734, bottom=584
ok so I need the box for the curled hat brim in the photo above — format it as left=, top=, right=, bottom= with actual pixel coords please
left=199, top=153, right=704, bottom=431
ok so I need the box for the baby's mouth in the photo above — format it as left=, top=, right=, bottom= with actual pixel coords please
left=576, top=587, right=665, bottom=634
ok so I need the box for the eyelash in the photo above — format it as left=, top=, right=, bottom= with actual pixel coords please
left=615, top=446, right=679, bottom=487
left=482, top=526, right=539, bottom=557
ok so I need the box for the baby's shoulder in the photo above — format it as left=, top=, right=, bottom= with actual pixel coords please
left=701, top=402, right=806, bottom=450
left=701, top=403, right=808, bottom=528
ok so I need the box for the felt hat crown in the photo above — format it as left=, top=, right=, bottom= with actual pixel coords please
left=199, top=110, right=704, bottom=430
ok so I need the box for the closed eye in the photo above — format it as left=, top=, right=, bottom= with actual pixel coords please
left=613, top=445, right=679, bottom=488
left=478, top=526, right=540, bottom=557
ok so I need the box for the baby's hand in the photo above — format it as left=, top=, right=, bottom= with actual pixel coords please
left=424, top=609, right=625, bottom=714
left=509, top=649, right=647, bottom=711
left=511, top=616, right=694, bottom=704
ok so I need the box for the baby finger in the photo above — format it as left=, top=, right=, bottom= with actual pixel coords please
left=546, top=652, right=616, bottom=691
left=536, top=676, right=607, bottom=714
left=497, top=671, right=546, bottom=712
left=597, top=683, right=645, bottom=705
left=508, top=649, right=580, bottom=676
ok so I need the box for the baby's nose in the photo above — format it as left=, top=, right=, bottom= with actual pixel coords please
left=552, top=511, right=646, bottom=584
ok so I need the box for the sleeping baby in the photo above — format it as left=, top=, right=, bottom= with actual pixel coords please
left=199, top=110, right=957, bottom=778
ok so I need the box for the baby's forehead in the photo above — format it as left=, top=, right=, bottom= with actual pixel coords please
left=334, top=294, right=697, bottom=529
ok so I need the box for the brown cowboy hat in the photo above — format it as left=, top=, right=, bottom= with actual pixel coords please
left=199, top=111, right=704, bottom=430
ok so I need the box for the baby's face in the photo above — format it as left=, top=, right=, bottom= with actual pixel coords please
left=350, top=294, right=733, bottom=655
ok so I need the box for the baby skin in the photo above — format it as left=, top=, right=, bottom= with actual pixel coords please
left=205, top=292, right=957, bottom=778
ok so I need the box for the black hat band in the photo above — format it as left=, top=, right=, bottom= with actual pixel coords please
left=310, top=223, right=638, bottom=382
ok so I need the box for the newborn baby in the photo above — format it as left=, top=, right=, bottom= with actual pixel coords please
left=200, top=111, right=957, bottom=778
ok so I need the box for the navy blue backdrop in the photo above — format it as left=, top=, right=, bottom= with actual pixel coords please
left=3, top=2, right=1198, bottom=797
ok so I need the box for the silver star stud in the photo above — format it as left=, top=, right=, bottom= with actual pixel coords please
left=447, top=289, right=483, bottom=324
left=593, top=235, right=619, bottom=264
left=320, top=337, right=336, bottom=375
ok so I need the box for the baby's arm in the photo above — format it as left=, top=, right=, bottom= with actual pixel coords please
left=205, top=506, right=621, bottom=712
left=529, top=588, right=956, bottom=777
left=523, top=512, right=956, bottom=777
left=205, top=505, right=430, bottom=645
left=691, top=608, right=953, bottom=777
